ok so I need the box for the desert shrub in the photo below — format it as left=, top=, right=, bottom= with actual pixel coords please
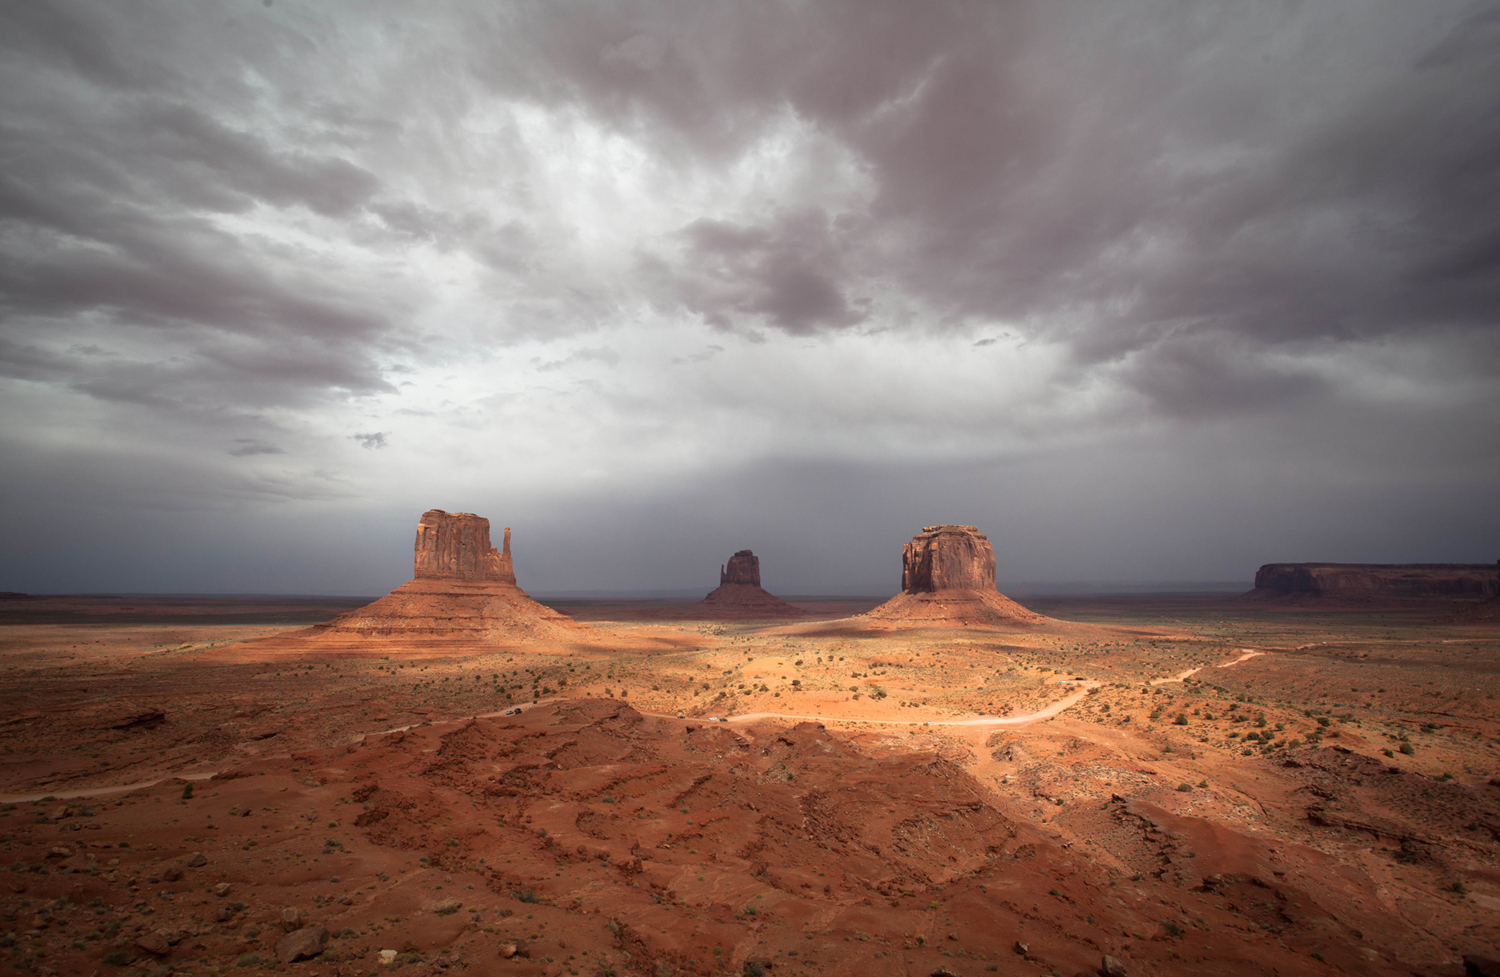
left=181, top=784, right=193, bottom=800
left=513, top=888, right=539, bottom=904
left=102, top=950, right=130, bottom=966
left=1174, top=714, right=1188, bottom=726
left=1399, top=742, right=1415, bottom=755
left=1176, top=783, right=1193, bottom=792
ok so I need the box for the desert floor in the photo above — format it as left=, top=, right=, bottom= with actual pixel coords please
left=1, top=594, right=1498, bottom=977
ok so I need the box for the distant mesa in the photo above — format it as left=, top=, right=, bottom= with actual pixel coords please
left=314, top=509, right=578, bottom=641
left=861, top=525, right=1047, bottom=629
left=699, top=549, right=807, bottom=618
left=1246, top=563, right=1500, bottom=603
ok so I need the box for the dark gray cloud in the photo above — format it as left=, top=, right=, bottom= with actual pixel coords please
left=0, top=0, right=1496, bottom=593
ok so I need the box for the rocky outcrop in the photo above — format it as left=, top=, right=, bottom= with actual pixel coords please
left=863, top=525, right=1047, bottom=629
left=414, top=509, right=515, bottom=583
left=901, top=525, right=996, bottom=592
left=720, top=550, right=761, bottom=587
left=701, top=549, right=806, bottom=618
left=1248, top=563, right=1499, bottom=601
left=313, top=511, right=578, bottom=642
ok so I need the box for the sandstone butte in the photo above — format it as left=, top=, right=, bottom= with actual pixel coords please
left=311, top=509, right=579, bottom=641
left=698, top=549, right=807, bottom=618
left=1247, top=562, right=1500, bottom=602
left=861, top=524, right=1050, bottom=628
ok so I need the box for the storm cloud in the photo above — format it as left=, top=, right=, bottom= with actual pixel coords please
left=0, top=0, right=1496, bottom=595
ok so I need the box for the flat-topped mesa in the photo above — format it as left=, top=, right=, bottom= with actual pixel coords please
left=720, top=550, right=761, bottom=587
left=863, top=523, right=1047, bottom=629
left=902, top=525, right=995, bottom=593
left=1249, top=563, right=1499, bottom=600
left=414, top=509, right=515, bottom=584
left=701, top=549, right=805, bottom=618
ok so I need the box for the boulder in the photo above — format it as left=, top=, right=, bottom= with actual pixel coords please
left=135, top=932, right=170, bottom=955
left=185, top=851, right=207, bottom=867
left=273, top=925, right=329, bottom=964
left=280, top=907, right=302, bottom=932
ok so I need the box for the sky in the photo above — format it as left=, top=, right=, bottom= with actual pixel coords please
left=1, top=0, right=1498, bottom=598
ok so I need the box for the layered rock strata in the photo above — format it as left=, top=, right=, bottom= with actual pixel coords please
left=700, top=549, right=806, bottom=618
left=316, top=510, right=576, bottom=640
left=864, top=525, right=1045, bottom=628
left=1248, top=563, right=1499, bottom=601
left=414, top=509, right=515, bottom=583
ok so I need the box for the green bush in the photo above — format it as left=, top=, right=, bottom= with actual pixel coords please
left=1399, top=742, right=1415, bottom=755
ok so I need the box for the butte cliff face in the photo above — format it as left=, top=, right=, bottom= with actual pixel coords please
left=901, top=524, right=996, bottom=592
left=315, top=510, right=577, bottom=643
left=413, top=509, right=515, bottom=584
left=701, top=549, right=806, bottom=618
left=720, top=550, right=761, bottom=587
left=864, top=524, right=1046, bottom=629
left=1248, top=563, right=1500, bottom=602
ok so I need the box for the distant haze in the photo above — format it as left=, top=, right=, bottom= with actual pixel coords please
left=1, top=2, right=1497, bottom=597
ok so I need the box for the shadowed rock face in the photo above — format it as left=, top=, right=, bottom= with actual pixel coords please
left=414, top=509, right=515, bottom=584
left=901, top=525, right=996, bottom=593
left=1251, top=563, right=1498, bottom=599
left=701, top=549, right=805, bottom=618
left=720, top=550, right=761, bottom=586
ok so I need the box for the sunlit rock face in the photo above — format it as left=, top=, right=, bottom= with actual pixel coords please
left=900, top=525, right=996, bottom=593
left=413, top=509, right=515, bottom=584
left=862, top=524, right=1045, bottom=630
left=312, top=510, right=575, bottom=642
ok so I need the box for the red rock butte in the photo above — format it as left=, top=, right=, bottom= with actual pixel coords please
left=863, top=524, right=1048, bottom=628
left=699, top=549, right=807, bottom=618
left=307, top=509, right=579, bottom=644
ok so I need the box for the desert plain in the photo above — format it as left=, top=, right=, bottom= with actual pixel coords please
left=1, top=526, right=1499, bottom=977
